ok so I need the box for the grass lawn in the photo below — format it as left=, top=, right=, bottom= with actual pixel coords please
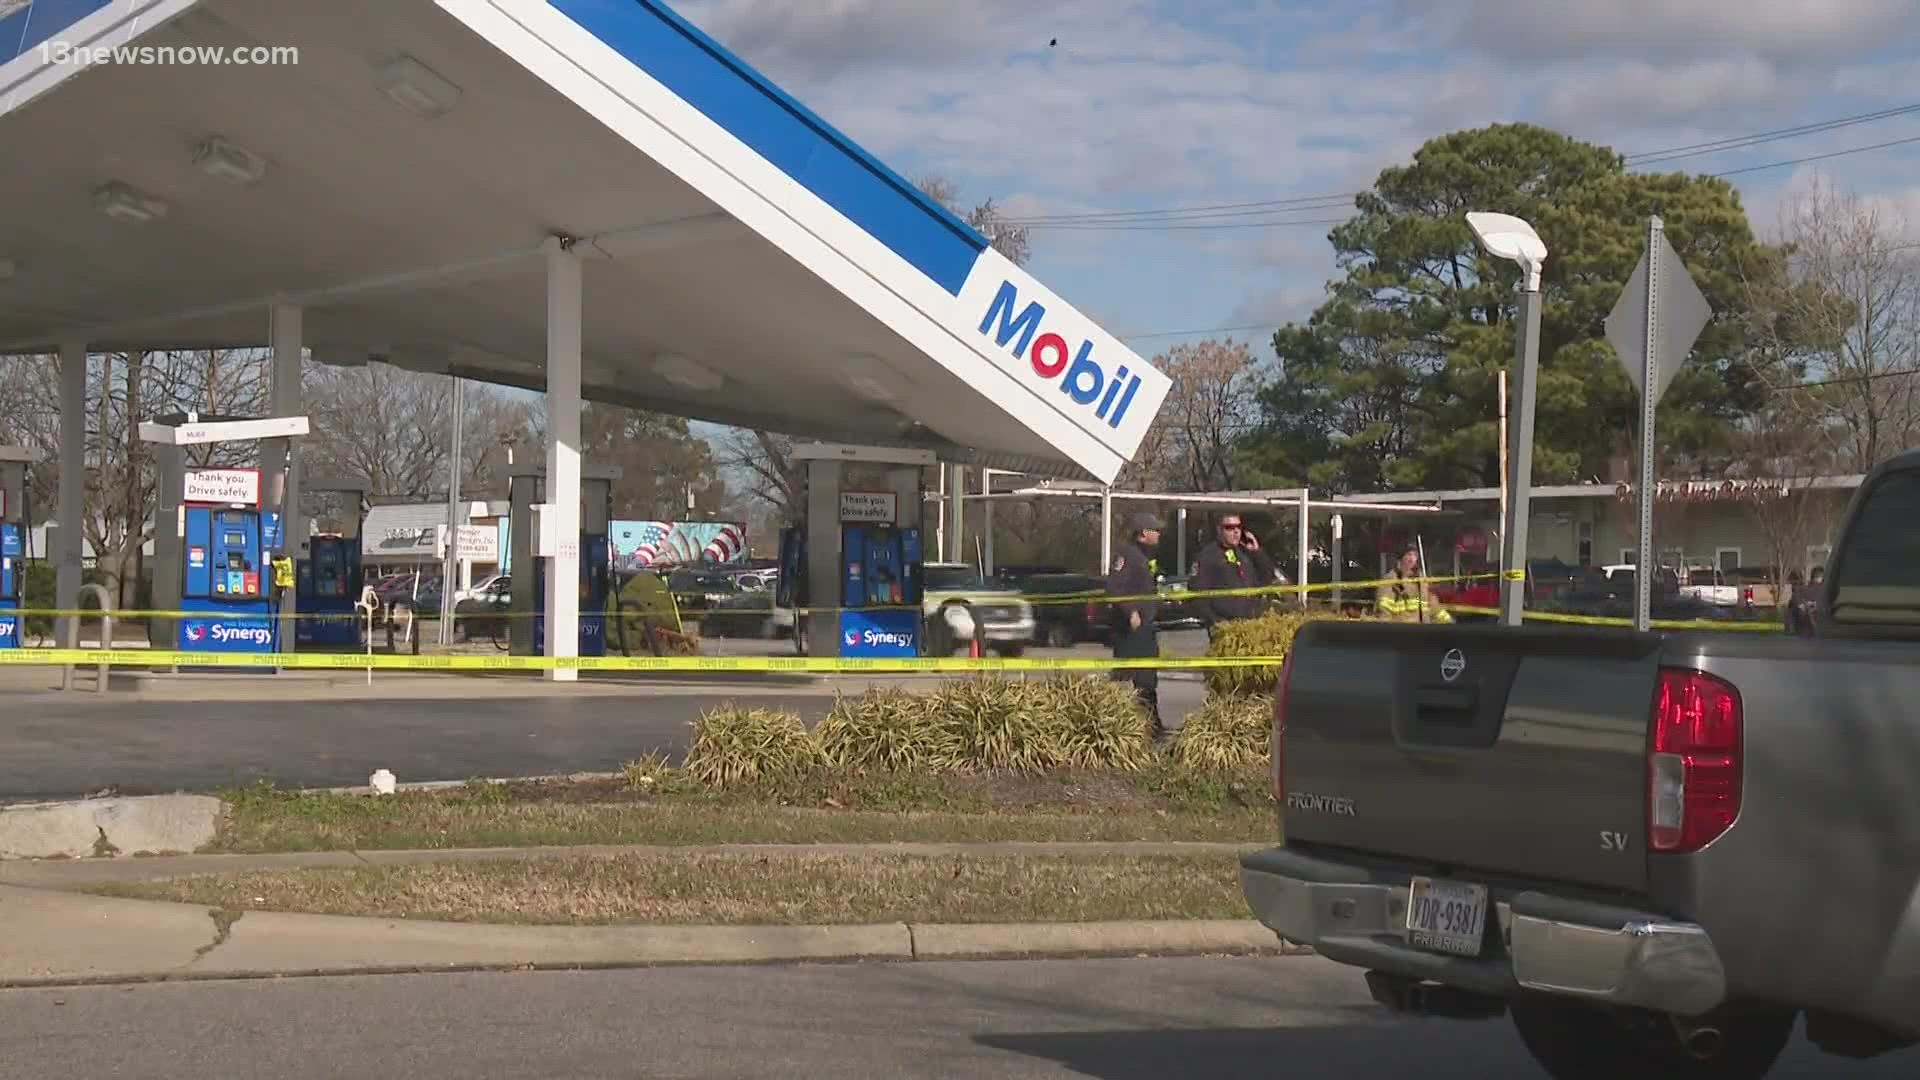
left=213, top=765, right=1278, bottom=854
left=97, top=850, right=1252, bottom=926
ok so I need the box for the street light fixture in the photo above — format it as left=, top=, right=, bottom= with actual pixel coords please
left=1466, top=211, right=1547, bottom=627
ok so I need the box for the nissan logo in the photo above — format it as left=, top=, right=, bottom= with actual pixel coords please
left=1439, top=648, right=1466, bottom=682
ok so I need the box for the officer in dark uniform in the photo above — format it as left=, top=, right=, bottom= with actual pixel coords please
left=1106, top=511, right=1165, bottom=738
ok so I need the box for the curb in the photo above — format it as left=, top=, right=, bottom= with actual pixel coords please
left=0, top=794, right=221, bottom=859
left=0, top=883, right=1303, bottom=988
left=0, top=840, right=1266, bottom=888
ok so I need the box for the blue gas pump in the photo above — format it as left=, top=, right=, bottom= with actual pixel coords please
left=295, top=534, right=363, bottom=646
left=531, top=534, right=610, bottom=656
left=837, top=524, right=922, bottom=657
left=0, top=522, right=21, bottom=650
left=178, top=506, right=277, bottom=653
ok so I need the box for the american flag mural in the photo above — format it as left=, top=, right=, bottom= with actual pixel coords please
left=609, top=520, right=748, bottom=571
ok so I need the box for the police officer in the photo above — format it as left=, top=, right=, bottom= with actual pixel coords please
left=1106, top=511, right=1165, bottom=738
left=1191, top=513, right=1283, bottom=637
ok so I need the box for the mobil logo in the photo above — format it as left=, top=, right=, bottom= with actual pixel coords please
left=844, top=630, right=861, bottom=648
left=184, top=623, right=208, bottom=643
left=976, top=280, right=1142, bottom=430
left=861, top=628, right=914, bottom=648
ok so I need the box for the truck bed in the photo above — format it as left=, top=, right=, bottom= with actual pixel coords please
left=1282, top=622, right=1660, bottom=897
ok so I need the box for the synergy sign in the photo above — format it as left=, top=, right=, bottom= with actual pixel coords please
left=956, top=251, right=1170, bottom=464
left=179, top=619, right=276, bottom=652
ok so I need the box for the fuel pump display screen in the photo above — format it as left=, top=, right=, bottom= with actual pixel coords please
left=224, top=531, right=245, bottom=547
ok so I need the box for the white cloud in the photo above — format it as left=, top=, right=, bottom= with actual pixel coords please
left=1540, top=57, right=1795, bottom=131
left=1423, top=0, right=1920, bottom=66
left=670, top=0, right=1920, bottom=345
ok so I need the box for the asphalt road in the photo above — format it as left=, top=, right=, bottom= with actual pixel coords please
left=1, top=956, right=1908, bottom=1078
left=1, top=679, right=1206, bottom=801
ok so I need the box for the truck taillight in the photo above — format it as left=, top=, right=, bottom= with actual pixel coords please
left=1273, top=649, right=1296, bottom=806
left=1648, top=668, right=1742, bottom=853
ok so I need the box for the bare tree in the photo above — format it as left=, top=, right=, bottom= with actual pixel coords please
left=1125, top=338, right=1264, bottom=492
left=300, top=364, right=530, bottom=500
left=1765, top=178, right=1920, bottom=471
left=1730, top=391, right=1832, bottom=592
left=715, top=428, right=809, bottom=524
left=0, top=349, right=275, bottom=605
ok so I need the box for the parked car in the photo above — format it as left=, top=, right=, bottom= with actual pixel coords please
left=1153, top=575, right=1206, bottom=630
left=453, top=575, right=511, bottom=640
left=921, top=562, right=1035, bottom=655
left=1016, top=572, right=1108, bottom=647
left=1238, top=447, right=1920, bottom=1078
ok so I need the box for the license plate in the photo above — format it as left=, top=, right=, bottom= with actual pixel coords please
left=1406, top=877, right=1488, bottom=958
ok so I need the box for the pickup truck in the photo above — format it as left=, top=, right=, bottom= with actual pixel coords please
left=1240, top=449, right=1920, bottom=1079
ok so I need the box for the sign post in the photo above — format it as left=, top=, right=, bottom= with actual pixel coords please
left=1604, top=216, right=1713, bottom=631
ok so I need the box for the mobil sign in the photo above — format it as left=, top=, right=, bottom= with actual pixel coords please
left=958, top=253, right=1170, bottom=462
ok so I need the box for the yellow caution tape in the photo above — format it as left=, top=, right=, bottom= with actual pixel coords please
left=1441, top=604, right=1783, bottom=632
left=5, top=569, right=1529, bottom=621
left=0, top=648, right=1282, bottom=673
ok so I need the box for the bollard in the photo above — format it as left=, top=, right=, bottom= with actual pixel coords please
left=61, top=584, right=114, bottom=694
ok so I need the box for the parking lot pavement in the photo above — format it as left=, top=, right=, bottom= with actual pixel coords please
left=2, top=955, right=1907, bottom=1079
left=0, top=674, right=1208, bottom=802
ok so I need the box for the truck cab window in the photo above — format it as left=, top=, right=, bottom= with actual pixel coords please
left=1829, top=470, right=1920, bottom=625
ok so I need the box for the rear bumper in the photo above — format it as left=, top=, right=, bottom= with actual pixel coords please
left=1239, top=846, right=1727, bottom=1017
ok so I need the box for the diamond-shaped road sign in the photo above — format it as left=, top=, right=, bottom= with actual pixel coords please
left=1605, top=230, right=1713, bottom=405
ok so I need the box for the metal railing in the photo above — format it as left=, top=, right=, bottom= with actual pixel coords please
left=60, top=584, right=115, bottom=693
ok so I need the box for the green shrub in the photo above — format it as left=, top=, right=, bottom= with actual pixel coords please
left=683, top=704, right=824, bottom=787
left=1205, top=608, right=1345, bottom=697
left=924, top=676, right=1054, bottom=772
left=815, top=686, right=941, bottom=771
left=1174, top=693, right=1273, bottom=771
left=1029, top=675, right=1156, bottom=771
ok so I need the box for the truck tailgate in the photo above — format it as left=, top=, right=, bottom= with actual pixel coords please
left=1282, top=623, right=1661, bottom=895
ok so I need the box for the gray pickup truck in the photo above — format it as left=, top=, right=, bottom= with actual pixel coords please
left=1241, top=448, right=1920, bottom=1079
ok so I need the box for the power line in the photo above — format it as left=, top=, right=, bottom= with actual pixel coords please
left=1012, top=102, right=1920, bottom=230
left=1120, top=323, right=1275, bottom=342
left=1113, top=242, right=1920, bottom=349
left=1031, top=216, right=1348, bottom=233
left=1705, top=133, right=1920, bottom=178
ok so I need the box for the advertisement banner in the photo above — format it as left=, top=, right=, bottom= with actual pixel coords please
left=609, top=520, right=748, bottom=570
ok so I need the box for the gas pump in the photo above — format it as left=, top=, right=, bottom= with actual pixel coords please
left=143, top=412, right=310, bottom=658
left=294, top=480, right=369, bottom=647
left=0, top=445, right=34, bottom=651
left=782, top=447, right=930, bottom=659
left=837, top=522, right=922, bottom=657
left=507, top=467, right=620, bottom=657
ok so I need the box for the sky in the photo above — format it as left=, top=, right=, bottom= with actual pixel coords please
left=669, top=0, right=1920, bottom=366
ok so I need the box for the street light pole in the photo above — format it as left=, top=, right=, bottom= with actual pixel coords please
left=1501, top=289, right=1541, bottom=627
left=1465, top=211, right=1548, bottom=629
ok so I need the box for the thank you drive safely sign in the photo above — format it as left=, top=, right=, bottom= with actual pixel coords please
left=184, top=468, right=261, bottom=506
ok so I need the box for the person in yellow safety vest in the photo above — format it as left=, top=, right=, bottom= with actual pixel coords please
left=1376, top=543, right=1453, bottom=623
left=271, top=554, right=295, bottom=592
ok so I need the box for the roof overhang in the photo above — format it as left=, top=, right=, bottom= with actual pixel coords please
left=0, top=0, right=1170, bottom=483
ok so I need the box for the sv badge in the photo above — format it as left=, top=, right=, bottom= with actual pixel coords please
left=1600, top=830, right=1631, bottom=852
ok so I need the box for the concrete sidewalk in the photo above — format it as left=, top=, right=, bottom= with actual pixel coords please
left=0, top=839, right=1290, bottom=985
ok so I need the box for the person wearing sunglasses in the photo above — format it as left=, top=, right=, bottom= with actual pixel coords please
left=1191, top=515, right=1283, bottom=637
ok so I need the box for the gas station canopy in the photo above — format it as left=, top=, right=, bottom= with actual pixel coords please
left=0, top=0, right=1170, bottom=483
